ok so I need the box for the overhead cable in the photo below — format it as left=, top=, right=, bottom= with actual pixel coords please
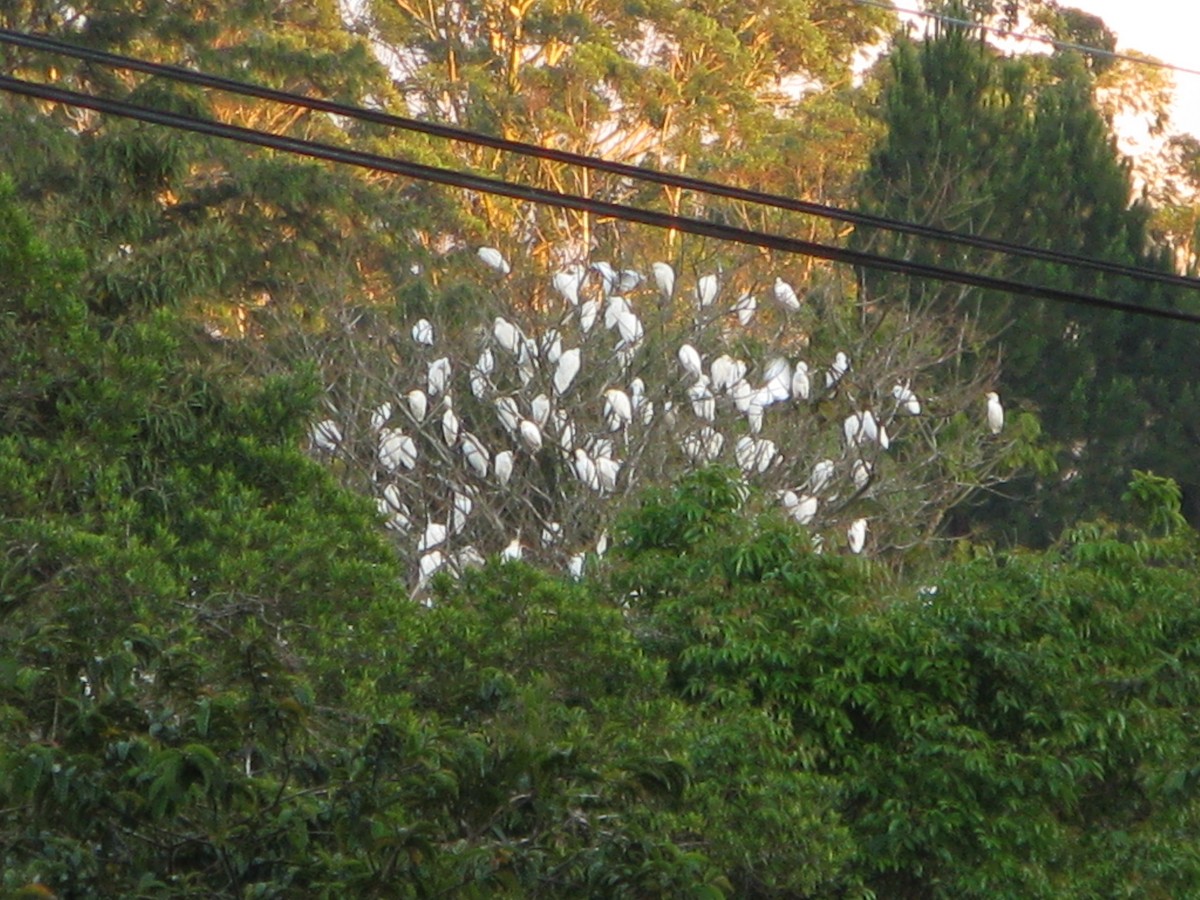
left=2, top=27, right=1197, bottom=294
left=851, top=0, right=1200, bottom=80
left=1, top=73, right=1197, bottom=327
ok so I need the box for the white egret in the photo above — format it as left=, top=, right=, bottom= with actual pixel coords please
left=595, top=456, right=622, bottom=493
left=406, top=389, right=428, bottom=423
left=629, top=378, right=646, bottom=409
left=441, top=402, right=460, bottom=447
left=411, top=318, right=435, bottom=346
left=567, top=553, right=586, bottom=580
left=678, top=343, right=704, bottom=380
left=810, top=459, right=835, bottom=494
left=516, top=339, right=538, bottom=386
left=469, top=366, right=491, bottom=400
left=418, top=550, right=446, bottom=585
left=762, top=357, right=792, bottom=403
left=618, top=269, right=642, bottom=293
left=596, top=530, right=610, bottom=557
left=451, top=491, right=474, bottom=535
left=418, top=520, right=447, bottom=552
left=573, top=448, right=600, bottom=491
left=687, top=377, right=716, bottom=422
left=590, top=437, right=615, bottom=461
left=604, top=294, right=631, bottom=330
left=554, top=411, right=576, bottom=451
left=852, top=459, right=873, bottom=490
left=753, top=438, right=780, bottom=473
left=592, top=261, right=619, bottom=295
left=791, top=362, right=811, bottom=401
left=773, top=277, right=801, bottom=312
left=540, top=328, right=563, bottom=364
left=531, top=393, right=552, bottom=428
left=794, top=494, right=819, bottom=525
left=541, top=521, right=563, bottom=547
left=730, top=379, right=755, bottom=413
left=696, top=273, right=719, bottom=307
left=494, top=397, right=521, bottom=434
left=518, top=419, right=543, bottom=453
left=454, top=545, right=487, bottom=572
left=732, top=292, right=757, bottom=326
left=826, top=351, right=850, bottom=389
left=614, top=307, right=644, bottom=347
left=735, top=435, right=756, bottom=473
left=987, top=391, right=1004, bottom=434
left=427, top=357, right=451, bottom=396
left=651, top=261, right=675, bottom=299
left=847, top=518, right=868, bottom=555
left=477, top=246, right=511, bottom=274
left=578, top=298, right=600, bottom=333
left=552, top=265, right=584, bottom=306
left=747, top=401, right=764, bottom=435
left=475, top=347, right=495, bottom=375
left=370, top=402, right=393, bottom=432
left=310, top=419, right=342, bottom=452
left=604, top=388, right=634, bottom=431
left=554, top=347, right=582, bottom=396
left=501, top=535, right=523, bottom=563
left=711, top=354, right=747, bottom=392
left=378, top=428, right=418, bottom=472
left=461, top=432, right=490, bottom=478
left=892, top=383, right=921, bottom=416
left=494, top=450, right=514, bottom=486
left=493, top=316, right=522, bottom=355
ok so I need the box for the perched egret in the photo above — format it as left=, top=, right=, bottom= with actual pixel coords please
left=604, top=388, right=634, bottom=432
left=711, top=354, right=747, bottom=392
left=531, top=393, right=552, bottom=428
left=552, top=265, right=584, bottom=306
left=747, top=402, right=764, bottom=434
left=441, top=402, right=460, bottom=447
left=810, top=459, right=835, bottom=494
left=378, top=428, right=417, bottom=472
left=892, top=383, right=921, bottom=415
left=494, top=450, right=514, bottom=486
left=419, top=520, right=447, bottom=552
left=567, top=552, right=586, bottom=580
left=592, top=261, right=619, bottom=295
left=578, top=299, right=600, bottom=333
left=540, top=329, right=563, bottom=364
left=618, top=269, right=642, bottom=293
left=595, top=456, right=622, bottom=493
left=501, top=534, right=523, bottom=562
left=688, top=378, right=716, bottom=422
left=455, top=545, right=487, bottom=572
left=826, top=351, right=850, bottom=389
left=411, top=318, right=435, bottom=346
left=518, top=419, right=544, bottom=453
left=762, top=357, right=792, bottom=403
left=378, top=494, right=412, bottom=532
left=469, top=366, right=491, bottom=400
left=791, top=362, right=811, bottom=401
left=427, top=357, right=451, bottom=397
left=494, top=396, right=521, bottom=434
left=651, top=261, right=675, bottom=299
left=732, top=293, right=757, bottom=326
left=418, top=550, right=446, bottom=585
left=596, top=530, right=610, bottom=557
left=406, top=389, right=428, bottom=423
left=554, top=347, right=582, bottom=396
left=541, top=521, right=563, bottom=547
left=451, top=491, right=473, bottom=535
left=773, top=277, right=801, bottom=312
left=493, top=316, right=522, bottom=354
left=696, top=273, right=719, bottom=307
left=847, top=518, right=868, bottom=554
left=370, top=402, right=393, bottom=432
left=573, top=448, right=600, bottom=491
left=461, top=432, right=490, bottom=478
left=735, top=436, right=756, bottom=473
left=730, top=379, right=755, bottom=413
left=678, top=343, right=704, bottom=380
left=310, top=419, right=342, bottom=452
left=794, top=494, right=819, bottom=525
left=852, top=459, right=873, bottom=490
left=477, top=246, right=511, bottom=274
left=987, top=391, right=1004, bottom=434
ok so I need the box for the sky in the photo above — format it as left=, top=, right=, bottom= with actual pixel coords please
left=1069, top=0, right=1200, bottom=137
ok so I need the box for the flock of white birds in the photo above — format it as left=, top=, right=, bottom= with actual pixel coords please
left=309, top=246, right=1005, bottom=589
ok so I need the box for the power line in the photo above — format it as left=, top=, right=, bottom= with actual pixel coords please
left=2, top=72, right=1198, bottom=327
left=2, top=28, right=1196, bottom=294
left=851, top=0, right=1200, bottom=80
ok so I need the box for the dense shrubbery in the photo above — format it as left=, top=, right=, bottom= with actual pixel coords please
left=4, top=184, right=1200, bottom=896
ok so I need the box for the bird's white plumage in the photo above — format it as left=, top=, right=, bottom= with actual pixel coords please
left=477, top=246, right=511, bottom=274
left=987, top=391, right=1004, bottom=434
